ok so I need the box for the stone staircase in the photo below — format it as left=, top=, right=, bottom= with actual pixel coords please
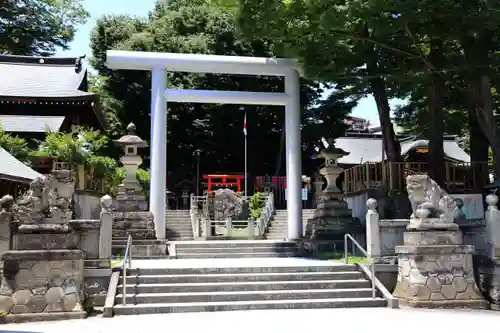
left=113, top=261, right=386, bottom=315
left=166, top=210, right=194, bottom=241
left=172, top=240, right=300, bottom=259
left=266, top=209, right=316, bottom=240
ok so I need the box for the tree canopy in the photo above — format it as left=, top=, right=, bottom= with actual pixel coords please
left=235, top=0, right=500, bottom=185
left=0, top=0, right=89, bottom=56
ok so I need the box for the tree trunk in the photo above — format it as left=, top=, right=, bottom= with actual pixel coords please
left=463, top=33, right=500, bottom=179
left=426, top=40, right=446, bottom=188
left=363, top=23, right=401, bottom=163
left=468, top=107, right=489, bottom=190
left=475, top=76, right=500, bottom=178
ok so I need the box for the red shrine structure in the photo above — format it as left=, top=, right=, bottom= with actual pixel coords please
left=203, top=174, right=245, bottom=193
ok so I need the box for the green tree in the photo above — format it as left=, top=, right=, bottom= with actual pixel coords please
left=0, top=0, right=89, bottom=56
left=0, top=127, right=31, bottom=164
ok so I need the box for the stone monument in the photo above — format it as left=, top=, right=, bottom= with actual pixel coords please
left=213, top=188, right=246, bottom=221
left=305, top=138, right=362, bottom=240
left=0, top=170, right=87, bottom=321
left=112, top=123, right=156, bottom=241
left=392, top=174, right=488, bottom=308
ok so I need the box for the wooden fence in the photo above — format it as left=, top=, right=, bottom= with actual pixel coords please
left=343, top=161, right=489, bottom=194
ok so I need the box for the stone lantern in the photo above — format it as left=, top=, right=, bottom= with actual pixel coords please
left=114, top=123, right=148, bottom=192
left=317, top=138, right=349, bottom=198
left=305, top=138, right=362, bottom=241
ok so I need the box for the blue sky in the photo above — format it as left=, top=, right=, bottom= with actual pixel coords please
left=56, top=0, right=403, bottom=125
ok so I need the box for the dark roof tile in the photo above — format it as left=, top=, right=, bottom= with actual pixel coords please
left=0, top=55, right=94, bottom=99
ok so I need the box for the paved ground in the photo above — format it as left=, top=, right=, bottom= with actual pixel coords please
left=2, top=308, right=499, bottom=333
left=131, top=257, right=344, bottom=269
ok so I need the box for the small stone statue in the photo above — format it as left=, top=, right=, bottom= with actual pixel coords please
left=406, top=174, right=458, bottom=229
left=15, top=177, right=49, bottom=224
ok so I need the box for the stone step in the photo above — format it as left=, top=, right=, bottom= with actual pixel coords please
left=166, top=234, right=193, bottom=238
left=113, top=239, right=165, bottom=246
left=174, top=252, right=298, bottom=259
left=123, top=271, right=362, bottom=284
left=126, top=264, right=357, bottom=275
left=112, top=245, right=168, bottom=257
left=267, top=227, right=287, bottom=231
left=113, top=297, right=386, bottom=315
left=166, top=230, right=193, bottom=234
left=174, top=247, right=298, bottom=254
left=115, top=288, right=373, bottom=304
left=174, top=241, right=297, bottom=249
left=117, top=279, right=370, bottom=293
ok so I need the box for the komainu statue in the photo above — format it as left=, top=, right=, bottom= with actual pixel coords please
left=406, top=174, right=458, bottom=230
left=14, top=177, right=49, bottom=224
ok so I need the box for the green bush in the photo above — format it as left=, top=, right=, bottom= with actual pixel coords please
left=247, top=192, right=265, bottom=219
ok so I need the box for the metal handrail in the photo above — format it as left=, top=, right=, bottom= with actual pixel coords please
left=344, top=233, right=376, bottom=299
left=121, top=234, right=133, bottom=306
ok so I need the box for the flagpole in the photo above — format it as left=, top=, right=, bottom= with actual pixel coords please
left=244, top=111, right=248, bottom=196
left=245, top=132, right=248, bottom=197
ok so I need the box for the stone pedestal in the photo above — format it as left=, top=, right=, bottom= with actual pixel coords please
left=12, top=224, right=79, bottom=250
left=393, top=229, right=488, bottom=309
left=112, top=190, right=156, bottom=240
left=305, top=198, right=362, bottom=240
left=0, top=249, right=86, bottom=322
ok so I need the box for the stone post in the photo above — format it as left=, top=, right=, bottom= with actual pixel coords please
left=313, top=174, right=323, bottom=209
left=226, top=217, right=232, bottom=237
left=485, top=194, right=500, bottom=260
left=99, top=195, right=113, bottom=262
left=365, top=198, right=381, bottom=259
left=248, top=218, right=255, bottom=239
left=205, top=218, right=212, bottom=238
left=0, top=195, right=14, bottom=270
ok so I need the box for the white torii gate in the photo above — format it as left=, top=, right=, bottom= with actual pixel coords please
left=105, top=50, right=303, bottom=240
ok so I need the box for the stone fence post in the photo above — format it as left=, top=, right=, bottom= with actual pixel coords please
left=99, top=195, right=113, bottom=262
left=365, top=198, right=381, bottom=258
left=485, top=194, right=500, bottom=260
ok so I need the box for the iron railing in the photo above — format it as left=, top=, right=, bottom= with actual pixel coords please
left=344, top=233, right=376, bottom=299
left=121, top=234, right=133, bottom=306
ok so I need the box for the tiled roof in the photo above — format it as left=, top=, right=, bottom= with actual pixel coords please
left=0, top=115, right=65, bottom=132
left=0, top=147, right=41, bottom=183
left=334, top=134, right=470, bottom=164
left=0, top=55, right=94, bottom=99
